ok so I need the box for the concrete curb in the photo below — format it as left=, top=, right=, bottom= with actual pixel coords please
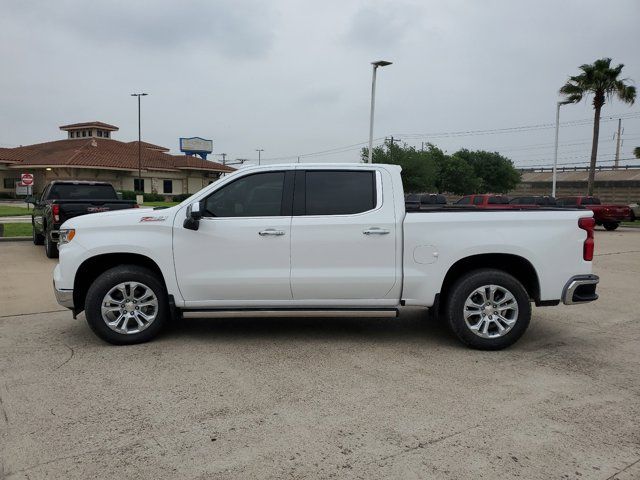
left=0, top=236, right=31, bottom=242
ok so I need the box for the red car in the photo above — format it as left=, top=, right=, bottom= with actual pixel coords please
left=556, top=196, right=632, bottom=231
left=455, top=194, right=519, bottom=209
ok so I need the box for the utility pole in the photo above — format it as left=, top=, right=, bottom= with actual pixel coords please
left=385, top=136, right=401, bottom=162
left=221, top=153, right=227, bottom=165
left=255, top=148, right=264, bottom=165
left=297, top=156, right=301, bottom=163
left=131, top=93, right=148, bottom=193
left=552, top=101, right=569, bottom=197
left=614, top=118, right=622, bottom=169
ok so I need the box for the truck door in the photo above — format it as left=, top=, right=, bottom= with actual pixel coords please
left=289, top=168, right=398, bottom=302
left=173, top=170, right=294, bottom=304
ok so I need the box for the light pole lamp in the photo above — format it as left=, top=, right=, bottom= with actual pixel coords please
left=256, top=148, right=264, bottom=165
left=368, top=60, right=392, bottom=163
left=552, top=100, right=570, bottom=197
left=131, top=93, right=148, bottom=193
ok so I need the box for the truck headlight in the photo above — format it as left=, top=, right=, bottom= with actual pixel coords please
left=58, top=229, right=76, bottom=246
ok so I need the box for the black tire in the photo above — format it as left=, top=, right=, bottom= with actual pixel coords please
left=85, top=265, right=168, bottom=345
left=445, top=269, right=531, bottom=350
left=603, top=222, right=619, bottom=231
left=44, top=231, right=58, bottom=258
left=32, top=223, right=44, bottom=245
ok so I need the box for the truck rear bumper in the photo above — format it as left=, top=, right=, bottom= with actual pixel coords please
left=562, top=274, right=599, bottom=305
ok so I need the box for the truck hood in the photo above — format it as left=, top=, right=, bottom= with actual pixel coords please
left=61, top=206, right=180, bottom=229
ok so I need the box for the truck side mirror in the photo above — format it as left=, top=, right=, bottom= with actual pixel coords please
left=183, top=201, right=202, bottom=231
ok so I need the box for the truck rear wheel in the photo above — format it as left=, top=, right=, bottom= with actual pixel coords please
left=84, top=265, right=168, bottom=345
left=445, top=269, right=531, bottom=350
left=44, top=232, right=58, bottom=258
left=603, top=222, right=619, bottom=231
left=32, top=225, right=44, bottom=245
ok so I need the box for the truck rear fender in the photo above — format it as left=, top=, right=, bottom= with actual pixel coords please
left=439, top=253, right=541, bottom=307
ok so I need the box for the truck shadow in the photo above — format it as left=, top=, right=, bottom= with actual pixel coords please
left=162, top=310, right=458, bottom=346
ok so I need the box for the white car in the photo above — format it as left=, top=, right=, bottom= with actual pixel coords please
left=53, top=163, right=599, bottom=350
left=630, top=202, right=639, bottom=221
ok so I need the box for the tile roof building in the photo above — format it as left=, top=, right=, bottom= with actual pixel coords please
left=0, top=121, right=235, bottom=198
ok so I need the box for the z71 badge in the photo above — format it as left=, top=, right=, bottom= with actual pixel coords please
left=139, top=216, right=167, bottom=222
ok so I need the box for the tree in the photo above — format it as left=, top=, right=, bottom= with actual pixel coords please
left=634, top=146, right=640, bottom=159
left=560, top=58, right=636, bottom=195
left=435, top=155, right=480, bottom=195
left=453, top=149, right=521, bottom=193
left=362, top=141, right=438, bottom=192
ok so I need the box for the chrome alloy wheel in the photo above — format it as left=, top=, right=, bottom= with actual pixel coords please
left=463, top=284, right=519, bottom=339
left=101, top=282, right=159, bottom=335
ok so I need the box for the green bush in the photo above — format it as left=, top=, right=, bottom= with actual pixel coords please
left=118, top=191, right=166, bottom=202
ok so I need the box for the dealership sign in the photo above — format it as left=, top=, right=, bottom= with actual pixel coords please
left=179, top=137, right=213, bottom=159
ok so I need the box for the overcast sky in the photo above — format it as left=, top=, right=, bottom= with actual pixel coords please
left=1, top=0, right=639, bottom=168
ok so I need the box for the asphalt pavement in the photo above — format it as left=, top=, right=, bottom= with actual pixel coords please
left=1, top=229, right=639, bottom=479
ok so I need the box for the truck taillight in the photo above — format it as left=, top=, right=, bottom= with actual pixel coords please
left=578, top=217, right=595, bottom=261
left=52, top=204, right=60, bottom=222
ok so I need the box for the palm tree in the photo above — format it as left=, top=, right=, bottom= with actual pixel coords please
left=634, top=146, right=640, bottom=159
left=559, top=58, right=636, bottom=195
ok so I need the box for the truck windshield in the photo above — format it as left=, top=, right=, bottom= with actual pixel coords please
left=48, top=184, right=116, bottom=200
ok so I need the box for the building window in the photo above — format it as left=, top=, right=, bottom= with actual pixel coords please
left=134, top=178, right=145, bottom=192
left=163, top=180, right=173, bottom=194
left=3, top=178, right=20, bottom=189
left=97, top=130, right=102, bottom=137
left=104, top=131, right=110, bottom=138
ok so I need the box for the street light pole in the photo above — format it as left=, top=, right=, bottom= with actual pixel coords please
left=552, top=101, right=567, bottom=197
left=256, top=148, right=264, bottom=165
left=367, top=60, right=392, bottom=163
left=131, top=93, right=148, bottom=193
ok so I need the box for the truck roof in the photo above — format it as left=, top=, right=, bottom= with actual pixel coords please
left=48, top=180, right=114, bottom=186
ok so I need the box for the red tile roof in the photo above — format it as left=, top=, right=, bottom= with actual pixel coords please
left=127, top=141, right=170, bottom=152
left=59, top=121, right=119, bottom=131
left=0, top=138, right=235, bottom=173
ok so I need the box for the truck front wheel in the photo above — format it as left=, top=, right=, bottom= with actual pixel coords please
left=445, top=269, right=531, bottom=350
left=84, top=265, right=168, bottom=345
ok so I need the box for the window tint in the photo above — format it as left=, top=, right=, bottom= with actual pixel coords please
left=163, top=180, right=173, bottom=194
left=205, top=171, right=285, bottom=217
left=47, top=184, right=117, bottom=200
left=456, top=196, right=471, bottom=205
left=488, top=196, right=509, bottom=204
left=582, top=197, right=601, bottom=205
left=473, top=196, right=484, bottom=205
left=304, top=170, right=375, bottom=215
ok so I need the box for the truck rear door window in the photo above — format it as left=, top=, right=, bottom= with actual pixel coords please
left=48, top=184, right=116, bottom=200
left=304, top=171, right=375, bottom=215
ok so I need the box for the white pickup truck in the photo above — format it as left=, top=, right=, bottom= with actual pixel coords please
left=53, top=163, right=599, bottom=350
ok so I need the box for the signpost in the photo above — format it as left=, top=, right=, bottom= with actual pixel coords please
left=16, top=173, right=33, bottom=197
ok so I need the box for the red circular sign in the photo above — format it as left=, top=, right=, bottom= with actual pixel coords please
left=21, top=173, right=34, bottom=186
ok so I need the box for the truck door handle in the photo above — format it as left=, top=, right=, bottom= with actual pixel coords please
left=363, top=228, right=390, bottom=235
left=258, top=229, right=285, bottom=236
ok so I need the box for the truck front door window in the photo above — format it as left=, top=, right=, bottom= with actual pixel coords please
left=204, top=172, right=285, bottom=217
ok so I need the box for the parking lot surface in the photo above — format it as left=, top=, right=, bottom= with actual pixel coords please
left=1, top=229, right=639, bottom=479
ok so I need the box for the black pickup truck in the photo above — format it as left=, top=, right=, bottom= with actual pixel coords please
left=30, top=181, right=138, bottom=258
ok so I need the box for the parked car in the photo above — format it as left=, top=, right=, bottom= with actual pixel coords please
left=53, top=164, right=598, bottom=350
left=30, top=181, right=138, bottom=258
left=510, top=196, right=558, bottom=206
left=455, top=194, right=514, bottom=208
left=556, top=196, right=632, bottom=231
left=629, top=202, right=639, bottom=221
